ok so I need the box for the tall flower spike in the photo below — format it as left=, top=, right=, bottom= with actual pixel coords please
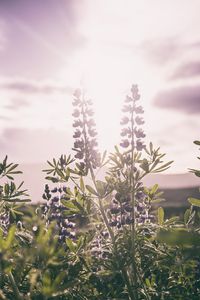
left=120, top=84, right=146, bottom=151
left=72, top=88, right=100, bottom=174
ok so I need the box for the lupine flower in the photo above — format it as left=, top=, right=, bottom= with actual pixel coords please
left=120, top=139, right=130, bottom=148
left=120, top=84, right=146, bottom=152
left=72, top=109, right=80, bottom=118
left=120, top=116, right=129, bottom=125
left=42, top=184, right=51, bottom=200
left=40, top=184, right=76, bottom=244
left=136, top=140, right=145, bottom=151
left=72, top=88, right=101, bottom=174
left=108, top=187, right=154, bottom=228
left=134, top=105, right=144, bottom=114
left=73, top=130, right=82, bottom=138
left=107, top=85, right=154, bottom=229
left=0, top=212, right=10, bottom=233
left=134, top=128, right=146, bottom=139
left=135, top=116, right=145, bottom=125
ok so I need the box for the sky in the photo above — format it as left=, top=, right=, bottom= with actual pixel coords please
left=1, top=0, right=200, bottom=176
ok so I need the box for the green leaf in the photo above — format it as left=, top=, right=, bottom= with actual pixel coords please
left=61, top=200, right=79, bottom=212
left=4, top=183, right=9, bottom=195
left=184, top=209, right=191, bottom=225
left=164, top=216, right=179, bottom=225
left=96, top=180, right=107, bottom=197
left=4, top=226, right=16, bottom=250
left=188, top=197, right=200, bottom=207
left=86, top=185, right=98, bottom=196
left=158, top=207, right=164, bottom=225
left=101, top=150, right=107, bottom=164
left=150, top=142, right=153, bottom=154
left=3, top=155, right=8, bottom=167
left=151, top=198, right=165, bottom=204
left=153, top=161, right=173, bottom=173
left=6, top=175, right=14, bottom=180
left=80, top=177, right=85, bottom=192
left=66, top=238, right=76, bottom=252
left=145, top=278, right=151, bottom=288
left=140, top=159, right=149, bottom=173
left=6, top=164, right=19, bottom=173
left=151, top=184, right=159, bottom=194
left=45, top=176, right=59, bottom=183
left=65, top=167, right=70, bottom=178
left=47, top=160, right=54, bottom=167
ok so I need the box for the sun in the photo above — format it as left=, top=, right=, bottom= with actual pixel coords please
left=57, top=37, right=163, bottom=152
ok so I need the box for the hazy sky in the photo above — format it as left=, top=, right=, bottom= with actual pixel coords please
left=1, top=0, right=200, bottom=174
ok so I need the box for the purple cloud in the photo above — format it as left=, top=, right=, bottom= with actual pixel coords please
left=0, top=79, right=73, bottom=94
left=0, top=0, right=86, bottom=77
left=153, top=85, right=200, bottom=114
left=170, top=61, right=200, bottom=80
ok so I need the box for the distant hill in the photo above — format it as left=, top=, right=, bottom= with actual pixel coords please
left=14, top=163, right=200, bottom=204
left=143, top=173, right=200, bottom=189
left=160, top=187, right=199, bottom=208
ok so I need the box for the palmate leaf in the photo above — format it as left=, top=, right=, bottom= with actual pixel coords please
left=152, top=160, right=173, bottom=173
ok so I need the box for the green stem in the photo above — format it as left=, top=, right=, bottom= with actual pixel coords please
left=89, top=164, right=115, bottom=243
left=89, top=165, right=136, bottom=299
left=121, top=268, right=136, bottom=300
left=98, top=197, right=115, bottom=243
left=130, top=101, right=138, bottom=300
left=136, top=268, right=151, bottom=300
left=8, top=271, right=23, bottom=300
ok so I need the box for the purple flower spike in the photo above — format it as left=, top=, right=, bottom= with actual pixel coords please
left=135, top=116, right=145, bottom=125
left=120, top=116, right=129, bottom=125
left=72, top=88, right=100, bottom=173
left=120, top=139, right=130, bottom=148
left=120, top=84, right=146, bottom=152
left=134, top=128, right=146, bottom=139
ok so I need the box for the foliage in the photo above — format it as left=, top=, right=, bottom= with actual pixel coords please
left=0, top=86, right=200, bottom=299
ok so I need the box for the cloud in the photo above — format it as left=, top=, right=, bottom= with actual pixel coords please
left=0, top=115, right=10, bottom=121
left=139, top=37, right=200, bottom=68
left=139, top=37, right=181, bottom=65
left=0, top=0, right=87, bottom=78
left=5, top=98, right=30, bottom=110
left=170, top=61, right=200, bottom=80
left=0, top=79, right=73, bottom=94
left=153, top=85, right=200, bottom=114
left=0, top=19, right=6, bottom=51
